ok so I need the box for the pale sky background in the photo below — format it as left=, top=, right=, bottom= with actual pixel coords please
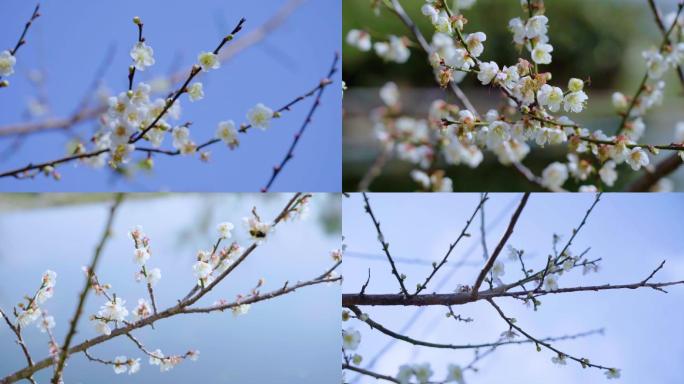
left=0, top=0, right=341, bottom=192
left=0, top=194, right=341, bottom=383
left=343, top=193, right=684, bottom=384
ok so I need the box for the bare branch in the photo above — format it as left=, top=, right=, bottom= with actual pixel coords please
left=471, top=193, right=530, bottom=297
left=362, top=192, right=410, bottom=297
left=51, top=193, right=125, bottom=384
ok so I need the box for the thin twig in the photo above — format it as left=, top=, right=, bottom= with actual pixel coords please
left=471, top=193, right=530, bottom=297
left=261, top=52, right=339, bottom=192
left=50, top=194, right=125, bottom=384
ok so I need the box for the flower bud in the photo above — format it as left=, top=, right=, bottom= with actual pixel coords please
left=568, top=78, right=584, bottom=92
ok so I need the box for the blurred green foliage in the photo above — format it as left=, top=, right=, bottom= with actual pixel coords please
left=343, top=0, right=652, bottom=89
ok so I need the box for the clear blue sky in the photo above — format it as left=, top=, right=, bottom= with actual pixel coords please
left=0, top=194, right=341, bottom=383
left=0, top=0, right=341, bottom=192
left=343, top=193, right=684, bottom=384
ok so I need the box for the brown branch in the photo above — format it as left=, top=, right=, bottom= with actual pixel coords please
left=50, top=194, right=125, bottom=384
left=0, top=3, right=41, bottom=83
left=362, top=192, right=410, bottom=297
left=342, top=276, right=684, bottom=307
left=471, top=193, right=530, bottom=297
left=487, top=298, right=615, bottom=372
left=0, top=309, right=37, bottom=384
left=357, top=145, right=392, bottom=192
left=261, top=52, right=339, bottom=192
left=343, top=364, right=400, bottom=383
left=414, top=193, right=488, bottom=295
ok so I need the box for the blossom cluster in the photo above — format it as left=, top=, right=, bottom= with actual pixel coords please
left=76, top=17, right=276, bottom=170
left=345, top=0, right=684, bottom=192
left=16, top=270, right=57, bottom=331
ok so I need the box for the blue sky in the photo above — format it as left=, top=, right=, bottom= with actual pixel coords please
left=0, top=0, right=341, bottom=192
left=0, top=194, right=341, bottom=383
left=343, top=193, right=684, bottom=384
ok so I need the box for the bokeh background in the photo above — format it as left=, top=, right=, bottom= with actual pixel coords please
left=343, top=0, right=684, bottom=191
left=0, top=0, right=341, bottom=192
left=0, top=193, right=341, bottom=383
left=343, top=193, right=684, bottom=383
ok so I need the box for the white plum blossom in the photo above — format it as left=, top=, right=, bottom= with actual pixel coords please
left=477, top=61, right=499, bottom=85
left=465, top=32, right=486, bottom=57
left=187, top=82, right=204, bottom=102
left=346, top=29, right=372, bottom=51
left=197, top=51, right=220, bottom=71
left=243, top=216, right=272, bottom=242
left=134, top=248, right=150, bottom=266
left=113, top=356, right=129, bottom=374
left=95, top=320, right=111, bottom=336
left=380, top=82, right=400, bottom=107
left=374, top=35, right=410, bottom=63
left=509, top=18, right=527, bottom=45
left=130, top=42, right=155, bottom=71
left=247, top=103, right=274, bottom=130
left=216, top=120, right=239, bottom=149
left=342, top=328, right=361, bottom=350
left=38, top=315, right=55, bottom=333
left=217, top=222, right=234, bottom=239
left=147, top=267, right=161, bottom=286
left=626, top=147, right=649, bottom=171
left=446, top=364, right=465, bottom=384
left=526, top=15, right=549, bottom=39
left=128, top=358, right=141, bottom=374
left=563, top=90, right=588, bottom=113
left=133, top=298, right=152, bottom=320
left=538, top=84, right=564, bottom=112
left=612, top=92, right=628, bottom=112
left=0, top=50, right=16, bottom=77
left=531, top=43, right=553, bottom=64
left=599, top=161, right=618, bottom=187
left=98, top=297, right=129, bottom=322
left=18, top=307, right=41, bottom=327
left=193, top=260, right=213, bottom=284
left=542, top=162, right=568, bottom=189
left=232, top=303, right=250, bottom=317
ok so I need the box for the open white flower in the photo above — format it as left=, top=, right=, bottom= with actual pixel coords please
left=113, top=356, right=128, bottom=374
left=542, top=162, right=568, bottom=189
left=147, top=267, right=161, bottom=286
left=477, top=61, right=499, bottom=85
left=38, top=315, right=55, bottom=333
left=187, top=82, right=204, bottom=102
left=531, top=43, right=553, bottom=64
left=98, top=297, right=129, bottom=322
left=342, top=328, right=361, bottom=350
left=465, top=32, right=486, bottom=57
left=538, top=84, right=563, bottom=112
left=197, top=51, right=220, bottom=71
left=247, top=103, right=274, bottom=130
left=130, top=42, right=155, bottom=71
left=0, top=50, right=17, bottom=77
left=346, top=29, right=372, bottom=51
left=133, top=298, right=152, bottom=320
left=193, top=260, right=213, bottom=281
left=216, top=120, right=239, bottom=149
left=217, top=222, right=234, bottom=239
left=626, top=147, right=649, bottom=171
left=599, top=161, right=618, bottom=187
left=243, top=216, right=272, bottom=242
left=134, top=248, right=150, bottom=266
left=94, top=320, right=111, bottom=336
left=232, top=303, right=250, bottom=317
left=128, top=358, right=141, bottom=374
left=563, top=90, right=588, bottom=113
left=374, top=35, right=410, bottom=63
